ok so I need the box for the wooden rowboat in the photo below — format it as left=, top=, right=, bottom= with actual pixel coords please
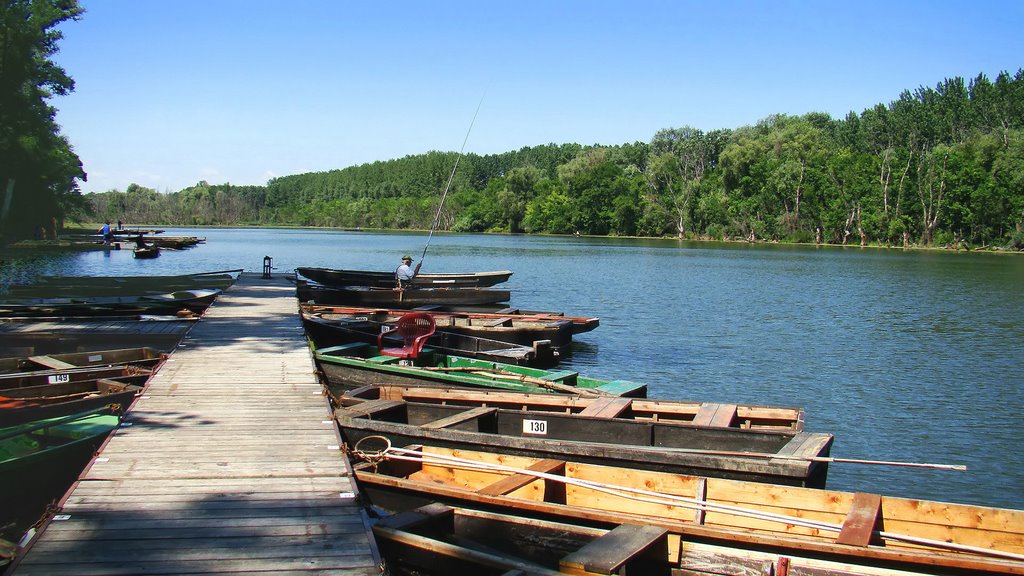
left=132, top=245, right=160, bottom=259
left=342, top=384, right=806, bottom=431
left=6, top=270, right=241, bottom=298
left=304, top=303, right=600, bottom=335
left=297, top=282, right=511, bottom=307
left=0, top=376, right=145, bottom=426
left=336, top=387, right=831, bottom=486
left=0, top=289, right=220, bottom=318
left=353, top=444, right=1024, bottom=576
left=302, top=313, right=559, bottom=367
left=296, top=266, right=513, bottom=288
left=0, top=365, right=156, bottom=391
left=302, top=306, right=575, bottom=353
left=0, top=408, right=122, bottom=526
left=314, top=342, right=647, bottom=397
left=0, top=347, right=166, bottom=376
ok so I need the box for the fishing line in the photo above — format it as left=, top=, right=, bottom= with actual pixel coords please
left=421, top=90, right=487, bottom=264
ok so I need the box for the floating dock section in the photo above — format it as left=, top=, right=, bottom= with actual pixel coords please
left=9, top=272, right=380, bottom=575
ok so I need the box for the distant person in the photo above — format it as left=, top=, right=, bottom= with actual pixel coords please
left=99, top=221, right=113, bottom=244
left=394, top=255, right=421, bottom=288
left=117, top=219, right=123, bottom=230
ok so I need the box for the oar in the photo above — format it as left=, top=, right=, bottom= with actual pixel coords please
left=379, top=446, right=1019, bottom=562
left=657, top=446, right=966, bottom=470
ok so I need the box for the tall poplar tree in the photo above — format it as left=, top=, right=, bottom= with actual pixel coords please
left=0, top=0, right=85, bottom=242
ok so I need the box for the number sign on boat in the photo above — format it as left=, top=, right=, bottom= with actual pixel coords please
left=523, top=419, right=548, bottom=435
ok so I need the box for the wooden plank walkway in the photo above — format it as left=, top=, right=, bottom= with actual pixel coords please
left=9, top=273, right=381, bottom=575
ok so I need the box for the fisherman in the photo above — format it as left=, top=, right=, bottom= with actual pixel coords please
left=395, top=255, right=421, bottom=288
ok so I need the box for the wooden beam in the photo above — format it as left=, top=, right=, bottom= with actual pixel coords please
left=477, top=459, right=565, bottom=497
left=337, top=399, right=405, bottom=419
left=692, top=403, right=738, bottom=427
left=577, top=397, right=632, bottom=418
left=559, top=524, right=669, bottom=575
left=27, top=355, right=77, bottom=370
left=421, top=407, right=497, bottom=430
left=836, top=492, right=882, bottom=547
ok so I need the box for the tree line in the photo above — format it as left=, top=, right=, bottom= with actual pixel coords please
left=89, top=69, right=1024, bottom=250
left=0, top=0, right=87, bottom=243
left=4, top=3, right=1022, bottom=249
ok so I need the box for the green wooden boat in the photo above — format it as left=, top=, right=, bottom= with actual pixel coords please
left=0, top=409, right=121, bottom=518
left=313, top=342, right=647, bottom=398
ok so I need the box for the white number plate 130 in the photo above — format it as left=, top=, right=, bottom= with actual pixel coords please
left=523, top=419, right=547, bottom=435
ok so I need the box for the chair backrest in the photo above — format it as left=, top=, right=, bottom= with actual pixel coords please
left=396, top=312, right=435, bottom=340
left=377, top=312, right=436, bottom=358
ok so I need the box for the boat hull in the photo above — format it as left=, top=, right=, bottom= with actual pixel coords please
left=297, top=267, right=513, bottom=288
left=336, top=400, right=831, bottom=486
left=304, top=303, right=599, bottom=335
left=0, top=377, right=144, bottom=426
left=354, top=445, right=1024, bottom=576
left=297, top=284, right=511, bottom=307
left=303, top=315, right=559, bottom=367
left=314, top=342, right=646, bottom=397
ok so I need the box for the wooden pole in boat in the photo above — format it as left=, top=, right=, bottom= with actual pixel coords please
left=420, top=91, right=486, bottom=267
left=380, top=447, right=1022, bottom=562
left=656, top=446, right=967, bottom=470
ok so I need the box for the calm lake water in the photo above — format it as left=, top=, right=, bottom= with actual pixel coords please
left=3, top=228, right=1022, bottom=510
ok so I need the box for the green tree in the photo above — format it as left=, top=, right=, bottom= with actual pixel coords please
left=0, top=0, right=86, bottom=241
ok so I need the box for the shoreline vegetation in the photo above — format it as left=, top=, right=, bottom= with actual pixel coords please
left=1, top=4, right=1021, bottom=252
left=3, top=224, right=1018, bottom=256
left=78, top=68, right=1024, bottom=253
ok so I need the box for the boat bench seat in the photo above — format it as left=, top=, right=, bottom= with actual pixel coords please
left=27, top=355, right=77, bottom=370
left=578, top=397, right=633, bottom=418
left=560, top=524, right=669, bottom=575
left=339, top=399, right=406, bottom=419
left=477, top=459, right=566, bottom=496
left=493, top=307, right=519, bottom=314
left=693, top=403, right=738, bottom=427
left=476, top=317, right=513, bottom=328
left=315, top=342, right=368, bottom=356
left=595, top=380, right=647, bottom=397
left=421, top=407, right=497, bottom=430
left=540, top=370, right=578, bottom=384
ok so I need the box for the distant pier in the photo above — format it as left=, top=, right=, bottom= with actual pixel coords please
left=8, top=273, right=380, bottom=575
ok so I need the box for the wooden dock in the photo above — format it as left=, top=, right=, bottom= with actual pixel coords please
left=8, top=273, right=381, bottom=575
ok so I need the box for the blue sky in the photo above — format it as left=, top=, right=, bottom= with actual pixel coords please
left=53, top=1, right=1024, bottom=193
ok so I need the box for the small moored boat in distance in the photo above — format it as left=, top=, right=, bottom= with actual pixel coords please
left=296, top=266, right=513, bottom=288
left=131, top=245, right=160, bottom=258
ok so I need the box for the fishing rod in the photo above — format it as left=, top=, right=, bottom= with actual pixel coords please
left=420, top=91, right=487, bottom=266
